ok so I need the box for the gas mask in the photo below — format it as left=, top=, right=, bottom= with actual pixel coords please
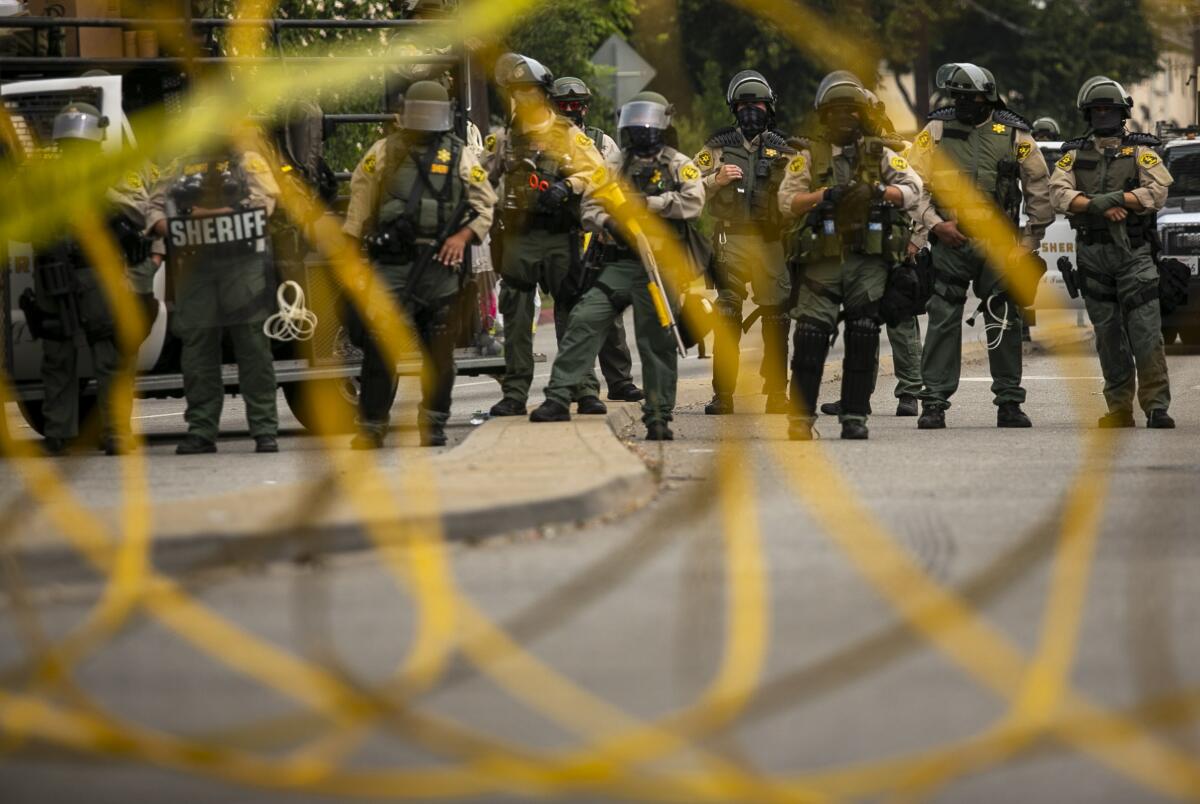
left=1088, top=107, right=1124, bottom=137
left=822, top=107, right=863, bottom=147
left=954, top=96, right=992, bottom=126
left=735, top=105, right=769, bottom=140
left=620, top=127, right=664, bottom=156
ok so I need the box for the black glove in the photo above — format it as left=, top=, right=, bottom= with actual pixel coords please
left=604, top=217, right=633, bottom=251
left=537, top=180, right=572, bottom=213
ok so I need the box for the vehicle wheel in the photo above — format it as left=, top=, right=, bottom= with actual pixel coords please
left=16, top=394, right=98, bottom=438
left=1162, top=326, right=1179, bottom=345
left=1180, top=327, right=1200, bottom=347
left=282, top=377, right=360, bottom=435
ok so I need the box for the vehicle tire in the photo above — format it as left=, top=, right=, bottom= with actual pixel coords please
left=1162, top=326, right=1179, bottom=345
left=16, top=394, right=98, bottom=438
left=282, top=377, right=360, bottom=435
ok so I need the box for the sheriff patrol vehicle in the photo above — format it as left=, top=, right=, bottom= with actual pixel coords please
left=1155, top=128, right=1200, bottom=345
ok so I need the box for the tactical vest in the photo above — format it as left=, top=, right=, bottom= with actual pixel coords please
left=705, top=128, right=794, bottom=234
left=502, top=117, right=580, bottom=232
left=373, top=131, right=465, bottom=261
left=929, top=108, right=1023, bottom=223
left=586, top=126, right=611, bottom=160
left=793, top=136, right=910, bottom=262
left=619, top=150, right=688, bottom=250
left=1063, top=133, right=1157, bottom=241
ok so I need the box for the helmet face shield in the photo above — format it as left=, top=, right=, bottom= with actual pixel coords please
left=618, top=100, right=671, bottom=131
left=936, top=62, right=996, bottom=99
left=52, top=107, right=106, bottom=143
left=402, top=99, right=452, bottom=132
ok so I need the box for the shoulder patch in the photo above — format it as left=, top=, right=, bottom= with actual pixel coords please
left=889, top=155, right=909, bottom=171
left=1056, top=152, right=1075, bottom=171
left=696, top=149, right=714, bottom=168
left=363, top=153, right=378, bottom=175
left=1016, top=142, right=1033, bottom=162
left=787, top=154, right=807, bottom=174
left=470, top=165, right=487, bottom=184
left=149, top=163, right=162, bottom=182
left=575, top=132, right=594, bottom=148
left=484, top=133, right=497, bottom=153
left=124, top=171, right=143, bottom=190
left=680, top=162, right=701, bottom=181
left=247, top=156, right=269, bottom=174
left=1139, top=151, right=1161, bottom=169
left=592, top=166, right=608, bottom=185
left=916, top=129, right=933, bottom=150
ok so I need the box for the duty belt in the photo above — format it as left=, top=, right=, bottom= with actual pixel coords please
left=718, top=221, right=778, bottom=239
left=1077, top=228, right=1146, bottom=248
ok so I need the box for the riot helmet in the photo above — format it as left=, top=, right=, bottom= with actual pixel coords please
left=618, top=91, right=673, bottom=156
left=936, top=62, right=999, bottom=125
left=495, top=52, right=554, bottom=92
left=1031, top=117, right=1061, bottom=141
left=402, top=80, right=453, bottom=133
left=726, top=70, right=776, bottom=139
left=551, top=76, right=592, bottom=126
left=51, top=101, right=107, bottom=159
left=1076, top=76, right=1133, bottom=136
left=814, top=71, right=871, bottom=145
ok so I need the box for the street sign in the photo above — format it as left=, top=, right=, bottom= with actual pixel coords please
left=590, top=34, right=656, bottom=107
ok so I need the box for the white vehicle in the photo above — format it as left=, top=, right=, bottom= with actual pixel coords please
left=1155, top=134, right=1200, bottom=345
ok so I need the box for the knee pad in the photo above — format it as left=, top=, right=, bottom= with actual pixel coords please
left=841, top=317, right=880, bottom=416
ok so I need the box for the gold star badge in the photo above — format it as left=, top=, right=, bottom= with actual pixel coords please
left=650, top=169, right=662, bottom=184
left=992, top=123, right=1007, bottom=134
left=437, top=148, right=452, bottom=163
left=764, top=148, right=778, bottom=158
left=1120, top=146, right=1135, bottom=157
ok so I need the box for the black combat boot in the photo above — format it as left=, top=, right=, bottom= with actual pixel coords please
left=895, top=395, right=919, bottom=417
left=255, top=436, right=279, bottom=454
left=918, top=406, right=946, bottom=430
left=705, top=394, right=734, bottom=415
left=176, top=435, right=217, bottom=455
left=820, top=401, right=842, bottom=416
left=350, top=431, right=384, bottom=451
left=576, top=395, right=608, bottom=415
left=1147, top=409, right=1176, bottom=429
left=645, top=421, right=674, bottom=441
left=488, top=398, right=527, bottom=417
left=841, top=421, right=869, bottom=440
left=1098, top=409, right=1135, bottom=429
left=607, top=384, right=645, bottom=402
left=42, top=437, right=70, bottom=456
left=764, top=393, right=790, bottom=414
left=529, top=400, right=571, bottom=422
left=997, top=402, right=1032, bottom=428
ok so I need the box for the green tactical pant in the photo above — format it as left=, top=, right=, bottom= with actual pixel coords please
left=790, top=252, right=888, bottom=425
left=888, top=317, right=924, bottom=398
left=544, top=259, right=677, bottom=425
left=712, top=231, right=791, bottom=397
left=357, top=259, right=459, bottom=438
left=1077, top=241, right=1170, bottom=414
left=599, top=315, right=636, bottom=393
left=920, top=241, right=1025, bottom=410
left=173, top=264, right=278, bottom=443
left=499, top=229, right=599, bottom=404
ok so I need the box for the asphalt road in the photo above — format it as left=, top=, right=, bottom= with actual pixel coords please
left=4, top=318, right=1198, bottom=803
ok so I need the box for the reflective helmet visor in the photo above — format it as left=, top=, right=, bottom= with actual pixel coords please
left=618, top=100, right=670, bottom=130
left=52, top=108, right=105, bottom=143
left=935, top=63, right=994, bottom=96
left=403, top=99, right=452, bottom=132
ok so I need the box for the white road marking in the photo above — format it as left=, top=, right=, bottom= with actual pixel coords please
left=132, top=411, right=185, bottom=420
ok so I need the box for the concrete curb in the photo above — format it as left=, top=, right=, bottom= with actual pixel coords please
left=13, top=417, right=653, bottom=584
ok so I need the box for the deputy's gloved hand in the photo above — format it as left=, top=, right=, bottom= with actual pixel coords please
left=604, top=217, right=633, bottom=251
left=537, top=180, right=572, bottom=212
left=1086, top=191, right=1125, bottom=214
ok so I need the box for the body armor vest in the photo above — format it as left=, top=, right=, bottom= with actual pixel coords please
left=502, top=117, right=580, bottom=232
left=376, top=130, right=465, bottom=250
left=930, top=110, right=1021, bottom=223
left=1065, top=135, right=1150, bottom=237
left=705, top=128, right=793, bottom=233
left=620, top=150, right=688, bottom=250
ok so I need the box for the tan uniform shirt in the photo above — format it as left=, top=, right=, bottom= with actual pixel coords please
left=1048, top=136, right=1173, bottom=214
left=482, top=111, right=607, bottom=198
left=581, top=147, right=705, bottom=232
left=907, top=119, right=1054, bottom=251
left=776, top=142, right=923, bottom=221
left=341, top=135, right=497, bottom=243
left=145, top=150, right=281, bottom=233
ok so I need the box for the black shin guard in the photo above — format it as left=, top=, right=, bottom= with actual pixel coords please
left=790, top=320, right=832, bottom=417
left=841, top=316, right=880, bottom=417
left=759, top=306, right=791, bottom=394
left=712, top=300, right=743, bottom=397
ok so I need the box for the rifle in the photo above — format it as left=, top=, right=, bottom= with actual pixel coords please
left=399, top=194, right=472, bottom=309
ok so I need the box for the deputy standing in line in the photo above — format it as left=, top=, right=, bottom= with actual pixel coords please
left=695, top=71, right=796, bottom=416
left=529, top=92, right=703, bottom=440
left=483, top=53, right=609, bottom=418
left=148, top=119, right=282, bottom=455
left=342, top=81, right=497, bottom=449
left=549, top=76, right=643, bottom=404
left=906, top=63, right=1053, bottom=430
left=777, top=73, right=923, bottom=440
left=1049, top=76, right=1175, bottom=429
left=25, top=103, right=142, bottom=455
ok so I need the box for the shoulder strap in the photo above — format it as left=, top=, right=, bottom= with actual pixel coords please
left=1060, top=136, right=1091, bottom=153
left=992, top=108, right=1032, bottom=132
left=706, top=126, right=744, bottom=148
left=761, top=130, right=797, bottom=153
left=928, top=106, right=957, bottom=121
left=1124, top=131, right=1162, bottom=147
